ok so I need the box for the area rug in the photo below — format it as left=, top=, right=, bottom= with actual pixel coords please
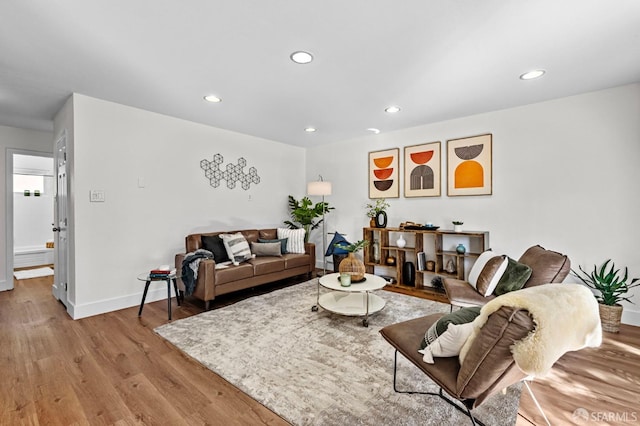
left=155, top=279, right=522, bottom=425
left=13, top=267, right=54, bottom=280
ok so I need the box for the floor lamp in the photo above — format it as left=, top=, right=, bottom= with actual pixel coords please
left=307, top=175, right=332, bottom=276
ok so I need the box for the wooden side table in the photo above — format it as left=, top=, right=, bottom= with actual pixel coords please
left=137, top=270, right=181, bottom=320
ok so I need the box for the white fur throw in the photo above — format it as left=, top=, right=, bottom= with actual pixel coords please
left=459, top=284, right=602, bottom=376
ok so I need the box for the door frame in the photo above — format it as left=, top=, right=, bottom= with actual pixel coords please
left=3, top=148, right=54, bottom=291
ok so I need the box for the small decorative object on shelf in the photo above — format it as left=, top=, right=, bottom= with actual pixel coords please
left=372, top=239, right=381, bottom=262
left=445, top=259, right=456, bottom=274
left=386, top=256, right=396, bottom=266
left=396, top=234, right=406, bottom=248
left=426, top=260, right=435, bottom=272
left=456, top=243, right=466, bottom=254
left=403, top=261, right=415, bottom=286
left=366, top=199, right=390, bottom=228
left=453, top=220, right=464, bottom=232
left=431, top=276, right=444, bottom=289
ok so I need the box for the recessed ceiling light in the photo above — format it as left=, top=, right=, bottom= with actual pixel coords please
left=367, top=128, right=380, bottom=134
left=304, top=127, right=317, bottom=133
left=204, top=94, right=222, bottom=103
left=519, top=70, right=546, bottom=80
left=290, top=51, right=314, bottom=64
left=385, top=106, right=401, bottom=113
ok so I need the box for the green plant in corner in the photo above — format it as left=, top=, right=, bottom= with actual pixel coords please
left=572, top=259, right=640, bottom=306
left=284, top=195, right=333, bottom=242
left=452, top=220, right=464, bottom=225
left=334, top=239, right=369, bottom=253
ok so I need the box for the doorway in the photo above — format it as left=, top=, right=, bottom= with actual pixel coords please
left=3, top=149, right=54, bottom=292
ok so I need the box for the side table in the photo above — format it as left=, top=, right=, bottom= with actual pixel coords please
left=137, top=270, right=181, bottom=320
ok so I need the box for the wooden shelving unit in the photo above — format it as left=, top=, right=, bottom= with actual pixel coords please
left=363, top=227, right=489, bottom=299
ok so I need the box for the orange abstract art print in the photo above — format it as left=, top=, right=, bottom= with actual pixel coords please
left=447, top=134, right=492, bottom=196
left=404, top=141, right=441, bottom=197
left=369, top=148, right=399, bottom=198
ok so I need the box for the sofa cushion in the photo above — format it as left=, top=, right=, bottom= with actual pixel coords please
left=258, top=238, right=288, bottom=254
left=220, top=232, right=253, bottom=264
left=214, top=263, right=254, bottom=285
left=443, top=278, right=497, bottom=307
left=283, top=253, right=309, bottom=269
left=248, top=257, right=285, bottom=275
left=468, top=251, right=507, bottom=296
left=494, top=257, right=532, bottom=295
left=419, top=322, right=476, bottom=364
left=259, top=229, right=278, bottom=240
left=475, top=255, right=508, bottom=296
left=518, top=245, right=570, bottom=287
left=422, top=306, right=482, bottom=349
left=250, top=241, right=282, bottom=257
left=201, top=235, right=230, bottom=263
left=277, top=228, right=306, bottom=254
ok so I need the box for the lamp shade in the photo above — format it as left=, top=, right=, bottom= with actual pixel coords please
left=307, top=181, right=332, bottom=196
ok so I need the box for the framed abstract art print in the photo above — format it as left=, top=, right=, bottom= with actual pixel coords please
left=447, top=133, right=492, bottom=196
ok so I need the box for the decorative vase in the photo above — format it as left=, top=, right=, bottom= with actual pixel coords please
left=456, top=244, right=466, bottom=254
left=338, top=252, right=366, bottom=282
left=402, top=261, right=415, bottom=287
left=454, top=224, right=463, bottom=233
left=598, top=303, right=622, bottom=333
left=396, top=234, right=406, bottom=248
left=372, top=239, right=381, bottom=263
left=375, top=211, right=388, bottom=228
left=369, top=217, right=376, bottom=228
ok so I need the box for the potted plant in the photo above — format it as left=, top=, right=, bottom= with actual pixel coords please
left=335, top=239, right=369, bottom=282
left=366, top=199, right=390, bottom=228
left=572, top=259, right=640, bottom=333
left=452, top=220, right=464, bottom=232
left=284, top=195, right=333, bottom=242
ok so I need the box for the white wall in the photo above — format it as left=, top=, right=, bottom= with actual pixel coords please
left=64, top=94, right=306, bottom=318
left=0, top=125, right=53, bottom=290
left=307, top=83, right=640, bottom=325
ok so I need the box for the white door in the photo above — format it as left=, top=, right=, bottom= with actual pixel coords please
left=53, top=133, right=69, bottom=307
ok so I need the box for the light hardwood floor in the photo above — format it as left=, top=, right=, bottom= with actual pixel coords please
left=2, top=273, right=639, bottom=425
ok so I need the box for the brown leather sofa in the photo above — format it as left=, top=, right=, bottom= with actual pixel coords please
left=175, top=228, right=315, bottom=309
left=444, top=245, right=570, bottom=308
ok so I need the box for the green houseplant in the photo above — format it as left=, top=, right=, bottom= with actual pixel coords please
left=572, top=259, right=640, bottom=333
left=284, top=195, right=333, bottom=242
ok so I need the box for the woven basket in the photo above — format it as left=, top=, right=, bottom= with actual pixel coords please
left=598, top=303, right=623, bottom=333
left=338, top=253, right=365, bottom=281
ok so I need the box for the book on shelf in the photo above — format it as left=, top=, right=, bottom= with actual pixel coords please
left=417, top=252, right=426, bottom=271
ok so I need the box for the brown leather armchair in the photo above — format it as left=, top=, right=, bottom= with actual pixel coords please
left=380, top=284, right=601, bottom=425
left=444, top=245, right=570, bottom=308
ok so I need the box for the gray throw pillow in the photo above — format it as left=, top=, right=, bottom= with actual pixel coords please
left=258, top=238, right=288, bottom=254
left=420, top=306, right=482, bottom=350
left=494, top=257, right=532, bottom=295
left=250, top=241, right=282, bottom=257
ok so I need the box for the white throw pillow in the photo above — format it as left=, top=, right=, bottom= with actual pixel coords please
left=418, top=322, right=475, bottom=364
left=277, top=228, right=306, bottom=254
left=468, top=251, right=507, bottom=296
left=219, top=232, right=253, bottom=264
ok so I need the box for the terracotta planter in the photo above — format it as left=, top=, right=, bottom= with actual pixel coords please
left=598, top=303, right=623, bottom=333
left=338, top=252, right=366, bottom=282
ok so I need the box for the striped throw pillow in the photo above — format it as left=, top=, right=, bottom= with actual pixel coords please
left=219, top=233, right=253, bottom=264
left=277, top=228, right=306, bottom=254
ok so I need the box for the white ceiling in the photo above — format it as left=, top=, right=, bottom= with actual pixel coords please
left=1, top=1, right=639, bottom=147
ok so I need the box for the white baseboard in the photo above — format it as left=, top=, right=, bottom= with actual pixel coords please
left=69, top=286, right=178, bottom=320
left=622, top=308, right=640, bottom=327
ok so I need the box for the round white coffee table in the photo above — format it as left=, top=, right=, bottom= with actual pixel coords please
left=313, top=272, right=387, bottom=327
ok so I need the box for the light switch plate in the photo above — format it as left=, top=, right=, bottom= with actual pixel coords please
left=90, top=190, right=105, bottom=202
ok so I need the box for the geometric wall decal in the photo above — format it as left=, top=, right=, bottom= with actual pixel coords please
left=446, top=134, right=492, bottom=196
left=200, top=153, right=260, bottom=190
left=368, top=148, right=400, bottom=199
left=404, top=141, right=441, bottom=197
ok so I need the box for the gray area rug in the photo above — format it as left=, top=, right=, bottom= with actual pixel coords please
left=155, top=279, right=521, bottom=425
